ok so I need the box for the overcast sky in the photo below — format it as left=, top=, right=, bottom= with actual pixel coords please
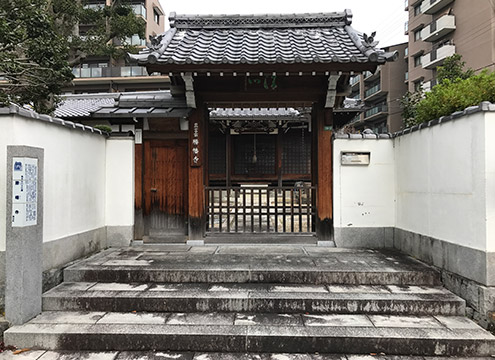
left=157, top=0, right=408, bottom=48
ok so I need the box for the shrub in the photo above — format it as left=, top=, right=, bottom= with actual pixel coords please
left=93, top=124, right=113, bottom=133
left=413, top=71, right=495, bottom=124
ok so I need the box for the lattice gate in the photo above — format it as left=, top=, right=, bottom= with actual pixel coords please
left=205, top=186, right=316, bottom=234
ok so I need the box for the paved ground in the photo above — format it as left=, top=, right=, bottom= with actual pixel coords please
left=0, top=351, right=493, bottom=359
left=3, top=245, right=493, bottom=358
left=65, top=245, right=438, bottom=277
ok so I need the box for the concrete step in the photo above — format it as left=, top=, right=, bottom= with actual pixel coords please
left=0, top=352, right=494, bottom=360
left=63, top=247, right=441, bottom=285
left=4, top=312, right=495, bottom=357
left=43, top=282, right=466, bottom=316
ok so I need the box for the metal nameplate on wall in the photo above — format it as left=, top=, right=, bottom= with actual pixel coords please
left=341, top=152, right=370, bottom=166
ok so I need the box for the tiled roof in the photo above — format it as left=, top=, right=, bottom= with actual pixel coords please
left=54, top=96, right=116, bottom=118
left=128, top=10, right=398, bottom=66
left=0, top=104, right=106, bottom=136
left=54, top=91, right=191, bottom=119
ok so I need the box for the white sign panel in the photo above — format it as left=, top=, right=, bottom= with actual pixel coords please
left=12, top=157, right=38, bottom=227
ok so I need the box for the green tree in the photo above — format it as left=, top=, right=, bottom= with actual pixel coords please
left=0, top=0, right=73, bottom=113
left=399, top=90, right=424, bottom=128
left=414, top=70, right=495, bottom=124
left=437, top=54, right=474, bottom=84
left=0, top=0, right=146, bottom=113
left=53, top=0, right=146, bottom=66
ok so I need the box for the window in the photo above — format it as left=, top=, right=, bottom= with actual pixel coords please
left=84, top=2, right=105, bottom=10
left=414, top=29, right=422, bottom=41
left=405, top=47, right=409, bottom=57
left=405, top=72, right=409, bottom=81
left=73, top=62, right=108, bottom=78
left=414, top=3, right=422, bottom=16
left=131, top=3, right=146, bottom=18
left=124, top=34, right=146, bottom=46
left=414, top=80, right=423, bottom=92
left=414, top=55, right=422, bottom=67
left=153, top=9, right=160, bottom=24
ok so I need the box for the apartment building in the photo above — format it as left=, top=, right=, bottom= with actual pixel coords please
left=405, top=0, right=495, bottom=92
left=348, top=42, right=409, bottom=133
left=65, top=0, right=169, bottom=94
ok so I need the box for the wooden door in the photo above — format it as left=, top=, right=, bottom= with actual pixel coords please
left=144, top=140, right=188, bottom=237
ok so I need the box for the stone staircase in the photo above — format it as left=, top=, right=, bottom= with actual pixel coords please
left=4, top=245, right=495, bottom=358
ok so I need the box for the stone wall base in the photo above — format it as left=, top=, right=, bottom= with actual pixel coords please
left=441, top=269, right=495, bottom=331
left=333, top=227, right=394, bottom=248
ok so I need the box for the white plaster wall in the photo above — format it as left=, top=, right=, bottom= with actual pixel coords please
left=0, top=115, right=106, bottom=248
left=485, top=112, right=495, bottom=252
left=0, top=117, right=14, bottom=251
left=395, top=112, right=488, bottom=251
left=333, top=139, right=396, bottom=229
left=105, top=138, right=134, bottom=226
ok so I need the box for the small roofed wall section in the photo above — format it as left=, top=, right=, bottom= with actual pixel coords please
left=333, top=137, right=396, bottom=247
left=0, top=110, right=134, bottom=274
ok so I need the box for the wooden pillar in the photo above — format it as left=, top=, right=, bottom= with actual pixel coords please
left=276, top=127, right=283, bottom=187
left=315, top=104, right=333, bottom=240
left=226, top=128, right=231, bottom=187
left=188, top=105, right=206, bottom=240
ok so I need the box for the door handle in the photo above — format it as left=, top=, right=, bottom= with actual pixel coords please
left=151, top=188, right=158, bottom=192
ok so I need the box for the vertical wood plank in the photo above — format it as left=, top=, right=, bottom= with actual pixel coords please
left=316, top=105, right=333, bottom=240
left=276, top=129, right=283, bottom=188
left=188, top=106, right=206, bottom=240
left=226, top=129, right=231, bottom=187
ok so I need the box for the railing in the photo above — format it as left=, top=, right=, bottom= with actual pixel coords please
left=131, top=4, right=146, bottom=18
left=365, top=105, right=388, bottom=119
left=206, top=186, right=316, bottom=234
left=350, top=75, right=360, bottom=86
left=365, top=83, right=381, bottom=98
left=72, top=66, right=150, bottom=78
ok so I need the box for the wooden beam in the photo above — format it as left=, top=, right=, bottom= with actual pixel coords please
left=145, top=62, right=379, bottom=75
left=188, top=106, right=206, bottom=240
left=315, top=104, right=333, bottom=240
left=182, top=73, right=196, bottom=108
left=325, top=75, right=340, bottom=108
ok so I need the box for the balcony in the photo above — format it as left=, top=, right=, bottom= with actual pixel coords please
left=83, top=2, right=105, bottom=10
left=131, top=3, right=147, bottom=18
left=404, top=21, right=409, bottom=35
left=421, top=15, right=455, bottom=42
left=364, top=104, right=388, bottom=121
left=422, top=44, right=455, bottom=69
left=350, top=75, right=360, bottom=87
left=421, top=0, right=455, bottom=14
left=364, top=83, right=387, bottom=102
left=72, top=65, right=150, bottom=79
left=123, top=34, right=147, bottom=47
left=364, top=69, right=380, bottom=83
